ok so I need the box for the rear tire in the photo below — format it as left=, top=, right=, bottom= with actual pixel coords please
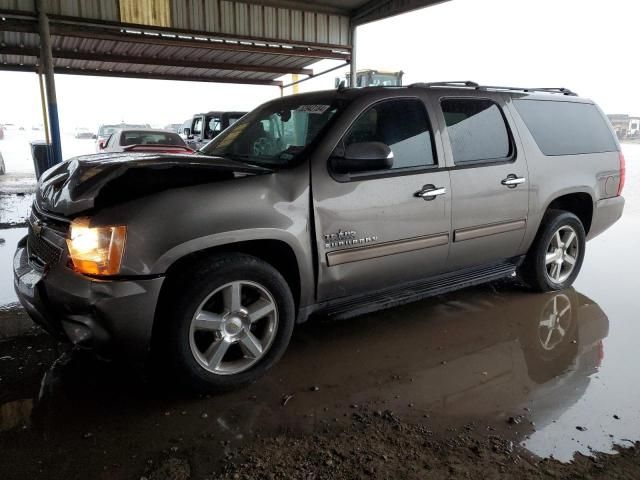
left=160, top=253, right=295, bottom=393
left=518, top=210, right=586, bottom=292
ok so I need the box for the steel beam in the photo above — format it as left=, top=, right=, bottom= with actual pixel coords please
left=280, top=61, right=349, bottom=89
left=0, top=64, right=283, bottom=86
left=0, top=46, right=313, bottom=76
left=352, top=0, right=451, bottom=26
left=48, top=24, right=350, bottom=60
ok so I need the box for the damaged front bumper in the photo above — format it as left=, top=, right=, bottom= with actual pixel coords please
left=13, top=235, right=164, bottom=359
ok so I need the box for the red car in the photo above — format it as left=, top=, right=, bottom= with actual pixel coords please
left=99, top=129, right=194, bottom=154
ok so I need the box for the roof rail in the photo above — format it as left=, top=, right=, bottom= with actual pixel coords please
left=409, top=81, right=479, bottom=88
left=408, top=81, right=577, bottom=96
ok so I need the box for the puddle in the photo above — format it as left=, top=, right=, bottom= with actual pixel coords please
left=0, top=282, right=632, bottom=478
left=0, top=193, right=33, bottom=227
left=0, top=228, right=26, bottom=306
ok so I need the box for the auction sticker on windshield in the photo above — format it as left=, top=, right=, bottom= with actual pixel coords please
left=295, top=104, right=330, bottom=114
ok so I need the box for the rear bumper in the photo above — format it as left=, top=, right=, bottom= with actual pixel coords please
left=13, top=236, right=164, bottom=359
left=587, top=196, right=625, bottom=240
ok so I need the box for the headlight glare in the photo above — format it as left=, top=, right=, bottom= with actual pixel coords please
left=67, top=217, right=126, bottom=275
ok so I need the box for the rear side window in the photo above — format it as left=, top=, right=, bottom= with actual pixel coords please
left=441, top=99, right=512, bottom=163
left=514, top=100, right=617, bottom=156
left=344, top=98, right=436, bottom=169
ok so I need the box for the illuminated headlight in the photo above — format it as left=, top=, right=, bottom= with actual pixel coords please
left=66, top=217, right=127, bottom=275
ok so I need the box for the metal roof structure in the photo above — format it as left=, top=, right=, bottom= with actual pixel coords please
left=0, top=0, right=447, bottom=86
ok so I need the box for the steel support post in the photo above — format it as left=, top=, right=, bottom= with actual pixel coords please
left=36, top=0, right=62, bottom=164
left=350, top=25, right=357, bottom=87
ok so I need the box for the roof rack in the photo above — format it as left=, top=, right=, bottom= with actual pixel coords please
left=408, top=81, right=577, bottom=96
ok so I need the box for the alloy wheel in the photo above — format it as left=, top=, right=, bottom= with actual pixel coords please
left=545, top=226, right=579, bottom=284
left=189, top=280, right=278, bottom=375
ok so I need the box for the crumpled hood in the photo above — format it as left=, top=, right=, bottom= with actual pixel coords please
left=37, top=151, right=271, bottom=216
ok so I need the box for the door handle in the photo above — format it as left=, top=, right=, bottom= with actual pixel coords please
left=415, top=185, right=447, bottom=200
left=501, top=175, right=526, bottom=188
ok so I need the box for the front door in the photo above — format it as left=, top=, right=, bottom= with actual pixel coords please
left=187, top=115, right=204, bottom=149
left=312, top=96, right=452, bottom=301
left=436, top=96, right=529, bottom=270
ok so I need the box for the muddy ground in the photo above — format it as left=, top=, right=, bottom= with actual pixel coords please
left=1, top=286, right=639, bottom=480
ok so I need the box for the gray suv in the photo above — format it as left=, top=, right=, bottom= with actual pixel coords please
left=13, top=81, right=625, bottom=391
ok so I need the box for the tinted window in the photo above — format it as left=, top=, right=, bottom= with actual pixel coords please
left=204, top=117, right=221, bottom=139
left=120, top=131, right=185, bottom=146
left=442, top=99, right=511, bottom=163
left=343, top=98, right=435, bottom=169
left=105, top=134, right=117, bottom=147
left=514, top=100, right=617, bottom=155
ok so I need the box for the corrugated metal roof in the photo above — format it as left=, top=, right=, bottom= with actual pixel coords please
left=0, top=1, right=448, bottom=85
left=0, top=14, right=349, bottom=85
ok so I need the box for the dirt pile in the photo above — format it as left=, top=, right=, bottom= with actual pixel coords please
left=206, top=410, right=640, bottom=480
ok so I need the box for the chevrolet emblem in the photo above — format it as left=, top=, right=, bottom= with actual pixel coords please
left=32, top=219, right=43, bottom=237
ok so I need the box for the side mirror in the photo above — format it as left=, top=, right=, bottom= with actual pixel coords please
left=183, top=127, right=191, bottom=138
left=331, top=142, right=394, bottom=174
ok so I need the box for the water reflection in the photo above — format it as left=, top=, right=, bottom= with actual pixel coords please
left=0, top=228, right=27, bottom=306
left=0, top=284, right=616, bottom=476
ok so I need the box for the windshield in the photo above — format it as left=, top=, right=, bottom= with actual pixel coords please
left=99, top=125, right=118, bottom=136
left=201, top=96, right=344, bottom=167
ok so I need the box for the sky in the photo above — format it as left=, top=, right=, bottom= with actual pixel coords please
left=0, top=0, right=639, bottom=132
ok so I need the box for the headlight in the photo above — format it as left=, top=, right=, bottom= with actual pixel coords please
left=67, top=217, right=127, bottom=275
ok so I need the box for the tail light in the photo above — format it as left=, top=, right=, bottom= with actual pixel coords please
left=618, top=151, right=626, bottom=196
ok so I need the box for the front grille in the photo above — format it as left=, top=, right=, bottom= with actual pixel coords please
left=27, top=225, right=62, bottom=266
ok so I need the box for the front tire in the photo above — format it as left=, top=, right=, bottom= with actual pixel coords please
left=518, top=210, right=586, bottom=292
left=161, top=253, right=295, bottom=392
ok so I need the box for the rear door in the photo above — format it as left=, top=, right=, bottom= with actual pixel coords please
left=435, top=95, right=529, bottom=270
left=312, top=95, right=452, bottom=301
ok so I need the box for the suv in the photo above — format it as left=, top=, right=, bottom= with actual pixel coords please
left=13, top=82, right=624, bottom=391
left=182, top=111, right=247, bottom=150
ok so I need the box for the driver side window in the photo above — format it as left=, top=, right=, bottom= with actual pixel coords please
left=344, top=98, right=436, bottom=169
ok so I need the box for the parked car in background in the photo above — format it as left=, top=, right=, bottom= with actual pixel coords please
left=100, top=129, right=194, bottom=154
left=182, top=111, right=246, bottom=150
left=96, top=123, right=150, bottom=151
left=0, top=151, right=5, bottom=174
left=13, top=82, right=624, bottom=392
left=164, top=123, right=183, bottom=133
left=74, top=127, right=96, bottom=139
left=178, top=119, right=191, bottom=139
